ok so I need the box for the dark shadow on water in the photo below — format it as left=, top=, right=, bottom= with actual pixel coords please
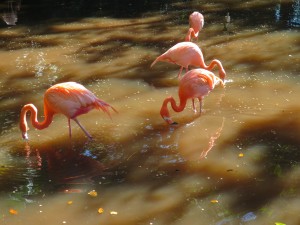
left=219, top=107, right=300, bottom=213
left=8, top=0, right=183, bottom=23
left=2, top=106, right=300, bottom=224
left=1, top=138, right=110, bottom=200
left=2, top=107, right=215, bottom=199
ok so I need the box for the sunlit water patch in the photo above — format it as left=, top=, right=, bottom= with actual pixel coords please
left=0, top=0, right=300, bottom=225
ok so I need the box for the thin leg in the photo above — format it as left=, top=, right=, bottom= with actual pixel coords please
left=68, top=118, right=72, bottom=138
left=199, top=98, right=203, bottom=114
left=192, top=98, right=197, bottom=113
left=73, top=118, right=93, bottom=140
left=178, top=66, right=183, bottom=78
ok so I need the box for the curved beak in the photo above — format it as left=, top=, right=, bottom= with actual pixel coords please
left=162, top=116, right=178, bottom=125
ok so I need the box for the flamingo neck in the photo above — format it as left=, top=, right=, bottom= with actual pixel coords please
left=20, top=104, right=54, bottom=138
left=160, top=96, right=187, bottom=124
left=199, top=59, right=226, bottom=81
left=170, top=96, right=187, bottom=112
left=185, top=28, right=196, bottom=41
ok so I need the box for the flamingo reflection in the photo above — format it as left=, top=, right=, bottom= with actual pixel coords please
left=158, top=117, right=225, bottom=160
left=199, top=117, right=225, bottom=159
left=24, top=142, right=107, bottom=193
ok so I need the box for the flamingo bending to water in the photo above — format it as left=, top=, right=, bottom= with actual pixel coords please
left=150, top=42, right=226, bottom=80
left=20, top=82, right=117, bottom=140
left=185, top=11, right=204, bottom=42
left=160, top=69, right=224, bottom=125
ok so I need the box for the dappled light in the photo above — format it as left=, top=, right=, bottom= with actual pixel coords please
left=0, top=0, right=299, bottom=225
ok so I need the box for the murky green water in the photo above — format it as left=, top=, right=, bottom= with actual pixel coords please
left=0, top=0, right=299, bottom=224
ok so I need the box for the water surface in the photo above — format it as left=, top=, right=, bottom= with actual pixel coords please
left=0, top=0, right=299, bottom=224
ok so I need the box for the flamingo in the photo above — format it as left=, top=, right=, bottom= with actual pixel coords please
left=185, top=11, right=204, bottom=42
left=150, top=42, right=226, bottom=80
left=160, top=68, right=224, bottom=125
left=20, top=82, right=117, bottom=140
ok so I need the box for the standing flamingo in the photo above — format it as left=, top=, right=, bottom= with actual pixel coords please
left=160, top=69, right=224, bottom=125
left=185, top=11, right=204, bottom=42
left=20, top=82, right=117, bottom=140
left=150, top=42, right=226, bottom=80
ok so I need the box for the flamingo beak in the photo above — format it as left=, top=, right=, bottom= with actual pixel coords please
left=162, top=116, right=178, bottom=125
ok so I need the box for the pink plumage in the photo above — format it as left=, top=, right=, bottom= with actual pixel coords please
left=20, top=82, right=116, bottom=140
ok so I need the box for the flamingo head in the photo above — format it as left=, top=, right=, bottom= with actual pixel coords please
left=20, top=121, right=29, bottom=140
left=160, top=101, right=177, bottom=125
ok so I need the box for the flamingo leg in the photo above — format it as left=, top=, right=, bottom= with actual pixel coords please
left=198, top=97, right=203, bottom=114
left=178, top=66, right=183, bottom=78
left=192, top=98, right=197, bottom=113
left=68, top=118, right=72, bottom=138
left=73, top=118, right=93, bottom=140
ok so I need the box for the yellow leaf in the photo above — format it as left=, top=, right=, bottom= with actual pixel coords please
left=238, top=153, right=244, bottom=158
left=210, top=199, right=219, bottom=203
left=9, top=209, right=18, bottom=215
left=110, top=211, right=118, bottom=215
left=88, top=190, right=98, bottom=197
left=98, top=208, right=104, bottom=214
left=67, top=201, right=73, bottom=205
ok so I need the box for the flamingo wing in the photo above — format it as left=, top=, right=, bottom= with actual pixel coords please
left=167, top=42, right=201, bottom=68
left=45, top=82, right=114, bottom=118
left=179, top=69, right=213, bottom=99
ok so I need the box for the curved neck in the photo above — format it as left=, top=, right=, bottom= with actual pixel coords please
left=20, top=104, right=54, bottom=133
left=169, top=96, right=187, bottom=112
left=160, top=96, right=187, bottom=122
left=185, top=28, right=196, bottom=41
left=199, top=59, right=226, bottom=81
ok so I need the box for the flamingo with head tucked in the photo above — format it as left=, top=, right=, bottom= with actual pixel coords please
left=160, top=68, right=224, bottom=125
left=20, top=82, right=117, bottom=140
left=150, top=42, right=226, bottom=80
left=185, top=11, right=204, bottom=42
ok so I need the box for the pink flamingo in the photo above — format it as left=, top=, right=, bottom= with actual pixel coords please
left=20, top=82, right=117, bottom=140
left=150, top=42, right=226, bottom=80
left=185, top=11, right=204, bottom=42
left=160, top=69, right=224, bottom=125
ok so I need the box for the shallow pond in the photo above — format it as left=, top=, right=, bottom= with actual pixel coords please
left=0, top=0, right=299, bottom=224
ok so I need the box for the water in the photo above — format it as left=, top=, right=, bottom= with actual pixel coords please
left=0, top=0, right=299, bottom=224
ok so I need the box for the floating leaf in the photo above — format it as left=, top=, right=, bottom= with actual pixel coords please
left=210, top=199, right=218, bottom=203
left=238, top=153, right=244, bottom=158
left=88, top=190, right=98, bottom=197
left=110, top=211, right=118, bottom=215
left=98, top=208, right=104, bottom=214
left=9, top=209, right=18, bottom=215
left=67, top=201, right=73, bottom=205
left=275, top=223, right=286, bottom=225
